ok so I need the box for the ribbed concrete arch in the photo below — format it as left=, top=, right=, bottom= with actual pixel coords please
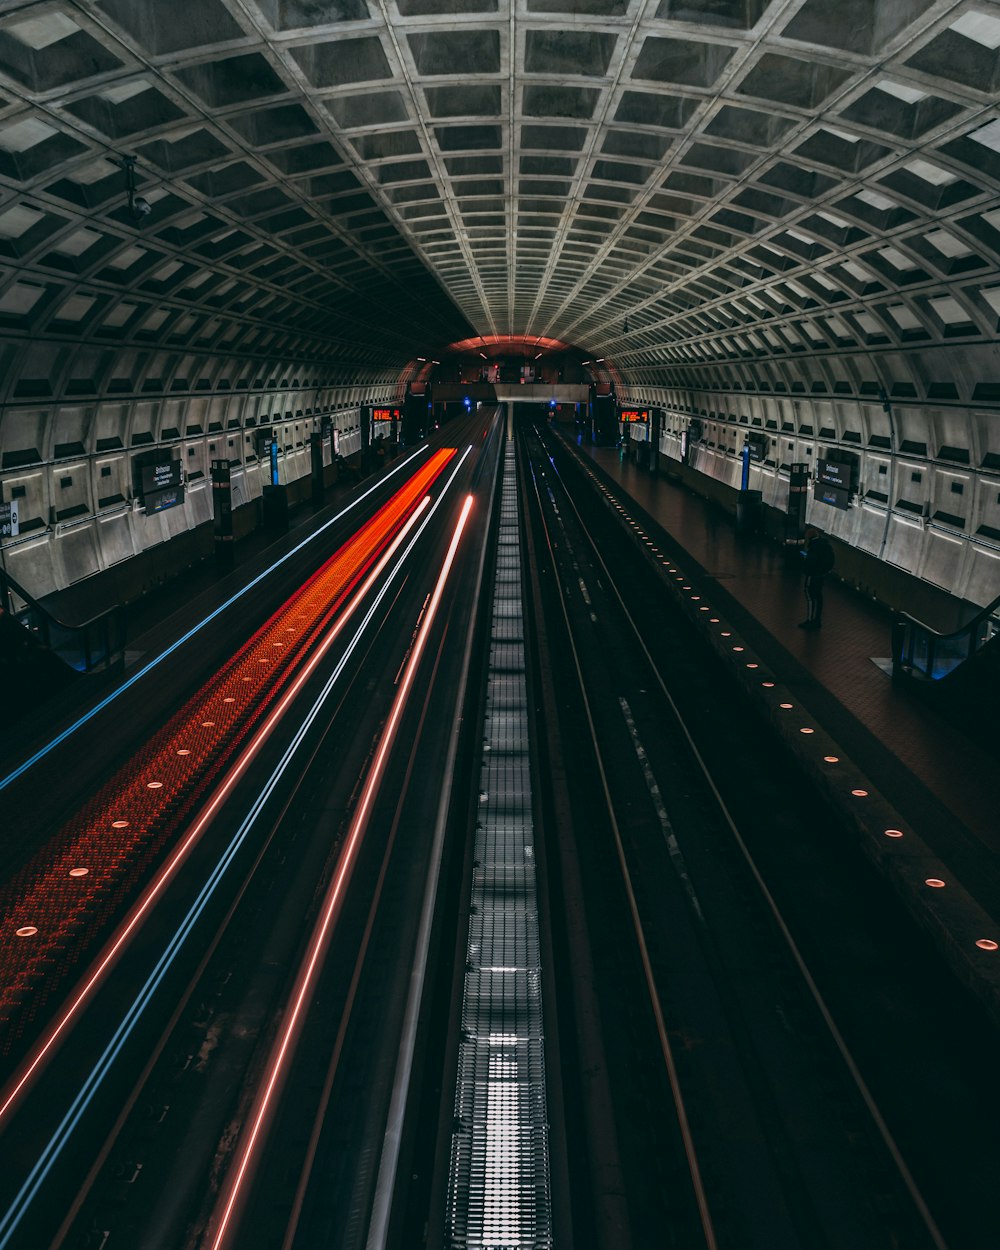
left=1, top=0, right=1000, bottom=603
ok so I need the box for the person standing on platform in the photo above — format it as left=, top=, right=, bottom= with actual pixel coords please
left=799, top=526, right=834, bottom=630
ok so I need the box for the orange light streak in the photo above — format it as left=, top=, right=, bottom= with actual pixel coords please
left=0, top=494, right=435, bottom=1126
left=0, top=451, right=455, bottom=1055
left=208, top=493, right=475, bottom=1250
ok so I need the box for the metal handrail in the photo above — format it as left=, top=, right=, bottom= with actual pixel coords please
left=0, top=568, right=126, bottom=674
left=892, top=589, right=1000, bottom=682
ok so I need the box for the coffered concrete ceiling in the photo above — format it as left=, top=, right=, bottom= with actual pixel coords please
left=0, top=0, right=999, bottom=376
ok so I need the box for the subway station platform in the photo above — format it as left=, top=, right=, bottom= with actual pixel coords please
left=554, top=426, right=1000, bottom=1020
left=0, top=452, right=398, bottom=774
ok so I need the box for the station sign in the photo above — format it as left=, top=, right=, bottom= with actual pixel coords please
left=146, top=484, right=185, bottom=514
left=141, top=460, right=181, bottom=495
left=0, top=500, right=19, bottom=538
left=372, top=408, right=400, bottom=421
left=746, top=432, right=768, bottom=462
left=141, top=458, right=184, bottom=514
left=619, top=408, right=649, bottom=423
left=814, top=482, right=850, bottom=510
left=816, top=458, right=852, bottom=491
left=814, top=457, right=854, bottom=510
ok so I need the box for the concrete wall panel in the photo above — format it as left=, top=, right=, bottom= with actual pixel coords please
left=6, top=534, right=57, bottom=601
left=51, top=520, right=100, bottom=589
left=919, top=527, right=967, bottom=595
left=882, top=513, right=914, bottom=576
left=855, top=502, right=889, bottom=558
left=96, top=510, right=137, bottom=568
left=49, top=459, right=90, bottom=525
left=964, top=542, right=1000, bottom=608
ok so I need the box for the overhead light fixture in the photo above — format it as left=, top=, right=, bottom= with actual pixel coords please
left=119, top=154, right=151, bottom=221
left=417, top=357, right=426, bottom=361
left=479, top=352, right=488, bottom=359
left=595, top=358, right=604, bottom=363
left=534, top=352, right=542, bottom=359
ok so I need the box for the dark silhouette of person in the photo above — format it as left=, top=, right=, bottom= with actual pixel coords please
left=799, top=526, right=834, bottom=630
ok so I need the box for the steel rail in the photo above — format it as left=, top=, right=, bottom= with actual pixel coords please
left=537, top=424, right=950, bottom=1250
left=0, top=451, right=474, bottom=1250
left=206, top=490, right=475, bottom=1250
left=364, top=413, right=504, bottom=1250
left=46, top=571, right=413, bottom=1249
left=522, top=430, right=719, bottom=1250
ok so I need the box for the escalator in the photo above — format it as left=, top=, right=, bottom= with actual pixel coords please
left=0, top=568, right=125, bottom=709
left=892, top=591, right=1000, bottom=748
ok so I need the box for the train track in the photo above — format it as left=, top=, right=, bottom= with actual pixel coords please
left=516, top=416, right=1000, bottom=1250
left=7, top=409, right=1000, bottom=1250
left=0, top=416, right=498, bottom=1250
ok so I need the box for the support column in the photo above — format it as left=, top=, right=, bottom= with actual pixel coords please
left=211, top=458, right=233, bottom=571
left=786, top=462, right=809, bottom=544
left=310, top=431, right=324, bottom=508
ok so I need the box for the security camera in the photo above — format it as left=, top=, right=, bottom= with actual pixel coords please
left=131, top=196, right=152, bottom=218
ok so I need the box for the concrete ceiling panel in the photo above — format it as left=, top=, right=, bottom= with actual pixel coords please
left=523, top=83, right=601, bottom=118
left=781, top=0, right=937, bottom=57
left=632, top=35, right=737, bottom=88
left=0, top=0, right=994, bottom=422
left=96, top=0, right=247, bottom=56
left=523, top=29, right=618, bottom=76
left=654, top=0, right=769, bottom=28
left=325, top=90, right=409, bottom=127
left=737, top=51, right=853, bottom=109
left=407, top=29, right=502, bottom=75
left=424, top=82, right=502, bottom=116
left=291, top=37, right=394, bottom=87
left=257, top=0, right=373, bottom=30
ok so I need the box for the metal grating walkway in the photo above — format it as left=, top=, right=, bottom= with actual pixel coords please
left=445, top=442, right=552, bottom=1249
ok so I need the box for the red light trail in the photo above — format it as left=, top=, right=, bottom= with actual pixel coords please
left=206, top=493, right=475, bottom=1250
left=0, top=491, right=438, bottom=1134
left=0, top=450, right=455, bottom=1054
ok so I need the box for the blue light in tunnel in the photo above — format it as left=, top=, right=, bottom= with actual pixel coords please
left=0, top=446, right=431, bottom=795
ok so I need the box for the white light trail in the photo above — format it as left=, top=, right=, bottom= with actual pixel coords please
left=0, top=447, right=430, bottom=794
left=208, top=492, right=475, bottom=1250
left=0, top=455, right=471, bottom=1250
